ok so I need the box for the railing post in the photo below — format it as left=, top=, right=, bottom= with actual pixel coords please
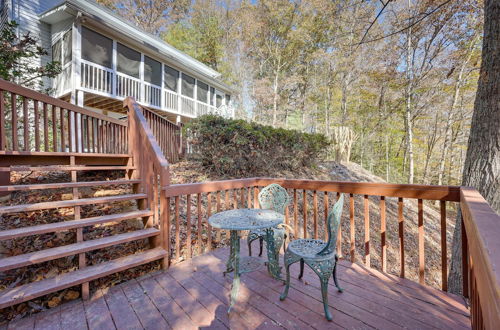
left=461, top=217, right=469, bottom=298
left=112, top=40, right=117, bottom=97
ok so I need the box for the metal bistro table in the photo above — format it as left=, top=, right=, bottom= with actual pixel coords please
left=208, top=208, right=284, bottom=312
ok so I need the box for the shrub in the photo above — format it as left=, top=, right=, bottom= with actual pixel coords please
left=185, top=115, right=330, bottom=177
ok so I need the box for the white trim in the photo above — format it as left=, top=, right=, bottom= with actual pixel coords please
left=112, top=40, right=117, bottom=97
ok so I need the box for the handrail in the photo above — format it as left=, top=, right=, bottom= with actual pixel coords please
left=460, top=187, right=500, bottom=329
left=140, top=107, right=184, bottom=163
left=124, top=97, right=170, bottom=267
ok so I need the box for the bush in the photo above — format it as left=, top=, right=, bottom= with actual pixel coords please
left=185, top=115, right=330, bottom=177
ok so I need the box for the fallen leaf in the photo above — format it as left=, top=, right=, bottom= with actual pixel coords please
left=64, top=290, right=80, bottom=301
left=47, top=296, right=61, bottom=308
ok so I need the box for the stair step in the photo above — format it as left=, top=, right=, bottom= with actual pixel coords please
left=0, top=247, right=167, bottom=309
left=0, top=194, right=147, bottom=214
left=0, top=210, right=153, bottom=240
left=0, top=228, right=160, bottom=272
left=0, top=151, right=130, bottom=158
left=0, top=166, right=136, bottom=172
left=0, top=179, right=142, bottom=192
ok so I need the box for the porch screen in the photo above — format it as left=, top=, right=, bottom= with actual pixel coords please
left=197, top=81, right=208, bottom=103
left=62, top=30, right=72, bottom=65
left=182, top=74, right=195, bottom=98
left=52, top=39, right=61, bottom=64
left=117, top=43, right=140, bottom=79
left=225, top=94, right=231, bottom=105
left=216, top=93, right=223, bottom=107
left=210, top=87, right=215, bottom=105
left=81, top=27, right=112, bottom=68
left=164, top=65, right=178, bottom=91
left=144, top=56, right=161, bottom=86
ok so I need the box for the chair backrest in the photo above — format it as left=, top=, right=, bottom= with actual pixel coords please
left=258, top=183, right=290, bottom=214
left=317, top=193, right=344, bottom=256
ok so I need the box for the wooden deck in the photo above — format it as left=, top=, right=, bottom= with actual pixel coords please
left=6, top=245, right=470, bottom=330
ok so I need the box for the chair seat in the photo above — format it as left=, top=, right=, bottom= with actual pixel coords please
left=288, top=239, right=332, bottom=259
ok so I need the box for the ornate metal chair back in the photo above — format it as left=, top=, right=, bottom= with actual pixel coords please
left=258, top=183, right=291, bottom=215
left=317, top=193, right=344, bottom=256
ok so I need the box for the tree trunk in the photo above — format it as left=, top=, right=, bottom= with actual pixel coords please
left=272, top=69, right=279, bottom=127
left=405, top=1, right=415, bottom=184
left=448, top=0, right=500, bottom=294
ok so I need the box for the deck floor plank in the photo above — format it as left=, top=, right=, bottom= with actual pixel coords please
left=103, top=285, right=143, bottom=330
left=5, top=246, right=470, bottom=330
left=121, top=279, right=170, bottom=330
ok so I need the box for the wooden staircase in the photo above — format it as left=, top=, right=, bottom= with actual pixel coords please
left=0, top=155, right=167, bottom=309
left=0, top=80, right=171, bottom=310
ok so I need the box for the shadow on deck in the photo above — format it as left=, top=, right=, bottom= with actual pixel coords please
left=7, top=244, right=470, bottom=330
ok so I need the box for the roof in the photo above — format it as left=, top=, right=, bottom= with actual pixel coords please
left=39, top=0, right=236, bottom=94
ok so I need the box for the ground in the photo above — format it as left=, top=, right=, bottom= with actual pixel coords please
left=0, top=159, right=456, bottom=324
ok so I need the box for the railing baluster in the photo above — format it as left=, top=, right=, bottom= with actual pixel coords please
left=52, top=105, right=57, bottom=151
left=240, top=188, right=245, bottom=208
left=216, top=191, right=221, bottom=243
left=253, top=187, right=259, bottom=208
left=186, top=194, right=192, bottom=259
left=34, top=100, right=39, bottom=151
left=440, top=200, right=447, bottom=291
left=380, top=196, right=386, bottom=273
left=323, top=191, right=329, bottom=241
left=337, top=192, right=342, bottom=257
left=350, top=193, right=355, bottom=262
left=294, top=189, right=298, bottom=238
left=11, top=93, right=18, bottom=150
left=23, top=97, right=29, bottom=151
left=60, top=108, right=65, bottom=152
left=418, top=198, right=424, bottom=284
left=68, top=111, right=73, bottom=152
left=398, top=197, right=405, bottom=278
left=247, top=187, right=252, bottom=207
left=313, top=190, right=318, bottom=239
left=0, top=90, right=5, bottom=150
left=364, top=195, right=370, bottom=267
left=197, top=193, right=202, bottom=255
left=207, top=192, right=213, bottom=251
left=303, top=190, right=308, bottom=239
left=43, top=103, right=48, bottom=151
left=175, top=195, right=180, bottom=260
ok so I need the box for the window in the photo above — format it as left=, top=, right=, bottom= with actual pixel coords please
left=197, top=81, right=208, bottom=103
left=117, top=43, right=140, bottom=78
left=164, top=65, right=178, bottom=92
left=62, top=31, right=72, bottom=65
left=144, top=56, right=161, bottom=86
left=181, top=74, right=195, bottom=98
left=81, top=27, right=112, bottom=68
left=225, top=94, right=231, bottom=105
left=52, top=39, right=61, bottom=64
left=210, top=87, right=215, bottom=105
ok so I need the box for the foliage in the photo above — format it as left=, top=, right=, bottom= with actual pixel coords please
left=0, top=21, right=61, bottom=90
left=186, top=115, right=330, bottom=177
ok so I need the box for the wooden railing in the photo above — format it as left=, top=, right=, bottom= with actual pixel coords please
left=159, top=177, right=499, bottom=328
left=124, top=97, right=170, bottom=267
left=0, top=79, right=127, bottom=154
left=460, top=188, right=500, bottom=329
left=141, top=107, right=184, bottom=163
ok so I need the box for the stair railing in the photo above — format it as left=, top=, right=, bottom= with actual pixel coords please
left=124, top=97, right=170, bottom=268
left=0, top=79, right=128, bottom=154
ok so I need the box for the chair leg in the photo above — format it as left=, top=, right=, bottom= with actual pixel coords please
left=333, top=255, right=343, bottom=292
left=320, top=277, right=333, bottom=321
left=283, top=233, right=287, bottom=253
left=280, top=263, right=292, bottom=301
left=258, top=237, right=264, bottom=257
left=298, top=259, right=304, bottom=279
left=248, top=239, right=252, bottom=256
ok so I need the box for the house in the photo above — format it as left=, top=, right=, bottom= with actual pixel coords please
left=1, top=0, right=236, bottom=124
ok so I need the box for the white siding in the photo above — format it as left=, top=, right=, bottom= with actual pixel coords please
left=11, top=0, right=63, bottom=87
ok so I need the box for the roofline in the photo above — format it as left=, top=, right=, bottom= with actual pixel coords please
left=39, top=0, right=237, bottom=94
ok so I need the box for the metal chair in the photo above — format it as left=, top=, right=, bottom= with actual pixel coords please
left=247, top=183, right=290, bottom=257
left=280, top=193, right=344, bottom=321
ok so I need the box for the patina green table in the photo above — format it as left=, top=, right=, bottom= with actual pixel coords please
left=208, top=208, right=284, bottom=312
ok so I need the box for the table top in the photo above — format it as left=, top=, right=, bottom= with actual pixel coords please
left=208, top=208, right=284, bottom=231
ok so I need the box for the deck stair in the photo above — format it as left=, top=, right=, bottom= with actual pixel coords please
left=0, top=155, right=166, bottom=309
